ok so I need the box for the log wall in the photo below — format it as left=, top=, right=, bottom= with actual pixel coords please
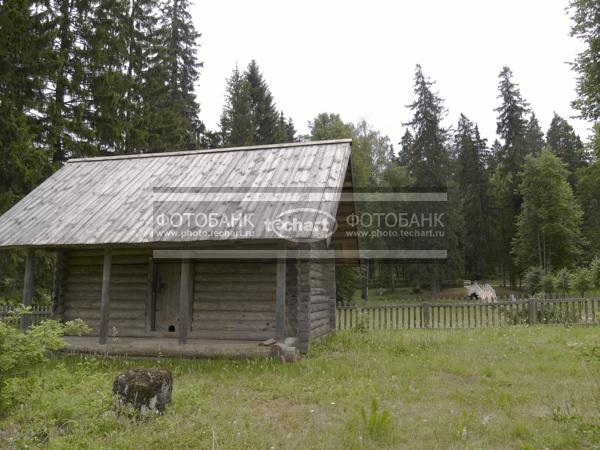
left=61, top=249, right=151, bottom=337
left=191, top=261, right=277, bottom=341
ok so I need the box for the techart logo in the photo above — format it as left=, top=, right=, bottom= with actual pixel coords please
left=265, top=208, right=337, bottom=242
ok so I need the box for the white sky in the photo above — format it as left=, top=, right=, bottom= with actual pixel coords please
left=192, top=0, right=591, bottom=149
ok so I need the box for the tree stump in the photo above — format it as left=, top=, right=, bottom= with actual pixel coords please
left=113, top=368, right=173, bottom=415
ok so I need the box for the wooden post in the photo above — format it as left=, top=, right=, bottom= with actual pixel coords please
left=421, top=302, right=430, bottom=328
left=99, top=249, right=112, bottom=344
left=52, top=251, right=65, bottom=318
left=179, top=259, right=190, bottom=345
left=21, top=248, right=35, bottom=329
left=528, top=297, right=537, bottom=325
left=275, top=257, right=287, bottom=342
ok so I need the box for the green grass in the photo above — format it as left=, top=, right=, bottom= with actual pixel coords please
left=1, top=327, right=599, bottom=449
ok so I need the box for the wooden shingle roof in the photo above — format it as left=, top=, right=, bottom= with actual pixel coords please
left=0, top=140, right=352, bottom=248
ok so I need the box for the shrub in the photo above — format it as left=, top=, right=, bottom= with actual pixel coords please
left=540, top=273, right=556, bottom=296
left=590, top=256, right=600, bottom=289
left=352, top=310, right=370, bottom=333
left=571, top=268, right=593, bottom=297
left=555, top=268, right=571, bottom=296
left=0, top=307, right=89, bottom=406
left=360, top=399, right=391, bottom=440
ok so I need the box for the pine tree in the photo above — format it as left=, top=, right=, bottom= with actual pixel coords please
left=546, top=113, right=587, bottom=186
left=455, top=115, right=490, bottom=279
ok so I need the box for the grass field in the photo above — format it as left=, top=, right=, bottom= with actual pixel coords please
left=1, top=326, right=599, bottom=449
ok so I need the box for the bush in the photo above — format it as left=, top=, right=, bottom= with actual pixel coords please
left=540, top=273, right=556, bottom=296
left=336, top=266, right=360, bottom=304
left=0, top=307, right=89, bottom=406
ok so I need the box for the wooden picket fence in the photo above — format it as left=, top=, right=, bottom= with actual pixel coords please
left=336, top=297, right=600, bottom=330
left=0, top=305, right=52, bottom=327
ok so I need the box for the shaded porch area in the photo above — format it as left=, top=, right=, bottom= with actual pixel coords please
left=62, top=336, right=272, bottom=358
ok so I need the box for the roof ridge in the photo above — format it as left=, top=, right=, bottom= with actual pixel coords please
left=66, top=139, right=352, bottom=163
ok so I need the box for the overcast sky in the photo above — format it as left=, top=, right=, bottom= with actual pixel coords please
left=191, top=0, right=591, bottom=149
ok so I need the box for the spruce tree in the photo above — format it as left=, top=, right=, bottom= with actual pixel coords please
left=219, top=66, right=254, bottom=147
left=455, top=115, right=490, bottom=279
left=220, top=60, right=295, bottom=147
left=569, top=0, right=600, bottom=121
left=524, top=112, right=545, bottom=154
left=404, top=65, right=450, bottom=189
left=85, top=0, right=131, bottom=154
left=147, top=0, right=203, bottom=152
left=0, top=0, right=52, bottom=211
left=492, top=66, right=532, bottom=286
left=246, top=60, right=279, bottom=145
left=403, top=65, right=458, bottom=294
left=546, top=113, right=587, bottom=186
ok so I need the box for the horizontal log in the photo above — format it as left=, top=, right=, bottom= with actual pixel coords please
left=192, top=320, right=274, bottom=332
left=67, top=265, right=148, bottom=276
left=310, top=310, right=330, bottom=321
left=310, top=317, right=330, bottom=330
left=194, top=279, right=276, bottom=287
left=193, top=301, right=275, bottom=312
left=63, top=308, right=145, bottom=320
left=193, top=311, right=274, bottom=321
left=65, top=275, right=148, bottom=284
left=68, top=249, right=152, bottom=257
left=64, top=291, right=147, bottom=302
left=69, top=319, right=146, bottom=330
left=189, top=330, right=273, bottom=341
left=311, top=323, right=330, bottom=338
left=65, top=284, right=147, bottom=294
left=194, top=294, right=275, bottom=303
left=67, top=256, right=150, bottom=266
left=194, top=264, right=275, bottom=275
left=193, top=274, right=275, bottom=283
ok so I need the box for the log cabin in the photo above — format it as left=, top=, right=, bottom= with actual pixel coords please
left=0, top=139, right=357, bottom=357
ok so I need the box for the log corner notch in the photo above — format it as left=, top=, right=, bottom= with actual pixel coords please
left=21, top=248, right=35, bottom=329
left=99, top=248, right=112, bottom=344
left=275, top=256, right=287, bottom=342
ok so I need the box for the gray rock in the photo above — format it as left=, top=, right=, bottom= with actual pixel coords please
left=113, top=368, right=172, bottom=415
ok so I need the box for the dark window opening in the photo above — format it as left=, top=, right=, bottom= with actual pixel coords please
left=168, top=325, right=175, bottom=332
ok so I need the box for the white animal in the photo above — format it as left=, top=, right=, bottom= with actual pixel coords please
left=466, top=282, right=497, bottom=303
